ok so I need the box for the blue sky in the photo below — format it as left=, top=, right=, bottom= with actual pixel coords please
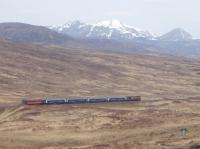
left=0, top=0, right=199, bottom=37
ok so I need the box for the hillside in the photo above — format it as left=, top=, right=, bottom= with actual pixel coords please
left=0, top=39, right=200, bottom=104
left=1, top=40, right=200, bottom=148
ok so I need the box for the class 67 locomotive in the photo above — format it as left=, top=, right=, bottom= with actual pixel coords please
left=22, top=96, right=141, bottom=105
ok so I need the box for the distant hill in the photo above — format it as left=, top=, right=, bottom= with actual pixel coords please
left=0, top=22, right=74, bottom=44
left=0, top=22, right=150, bottom=54
left=159, top=28, right=193, bottom=41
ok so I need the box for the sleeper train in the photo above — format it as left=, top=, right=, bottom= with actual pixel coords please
left=23, top=96, right=141, bottom=105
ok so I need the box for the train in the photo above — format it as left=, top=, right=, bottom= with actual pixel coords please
left=22, top=96, right=141, bottom=105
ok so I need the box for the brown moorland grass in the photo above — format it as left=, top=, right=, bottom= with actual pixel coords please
left=0, top=40, right=200, bottom=148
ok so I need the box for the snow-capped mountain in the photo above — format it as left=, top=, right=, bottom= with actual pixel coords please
left=159, top=28, right=193, bottom=41
left=0, top=22, right=199, bottom=58
left=48, top=20, right=200, bottom=58
left=50, top=20, right=155, bottom=41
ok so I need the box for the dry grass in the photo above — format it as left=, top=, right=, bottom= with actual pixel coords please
left=1, top=100, right=200, bottom=149
left=0, top=40, right=200, bottom=103
left=0, top=40, right=200, bottom=148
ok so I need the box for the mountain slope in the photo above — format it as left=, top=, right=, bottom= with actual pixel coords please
left=0, top=39, right=200, bottom=104
left=0, top=22, right=74, bottom=44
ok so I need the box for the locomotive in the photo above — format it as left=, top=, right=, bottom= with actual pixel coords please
left=23, top=96, right=141, bottom=105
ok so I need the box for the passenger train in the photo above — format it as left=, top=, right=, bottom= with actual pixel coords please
left=23, top=96, right=141, bottom=105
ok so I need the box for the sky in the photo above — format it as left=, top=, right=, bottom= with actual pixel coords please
left=0, top=0, right=199, bottom=38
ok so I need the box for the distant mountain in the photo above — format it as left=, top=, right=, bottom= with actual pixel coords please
left=159, top=28, right=193, bottom=41
left=0, top=22, right=73, bottom=44
left=50, top=20, right=195, bottom=42
left=50, top=20, right=155, bottom=41
left=0, top=22, right=151, bottom=55
left=0, top=21, right=200, bottom=58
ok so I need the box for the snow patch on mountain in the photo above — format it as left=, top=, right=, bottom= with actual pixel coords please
left=96, top=19, right=124, bottom=28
